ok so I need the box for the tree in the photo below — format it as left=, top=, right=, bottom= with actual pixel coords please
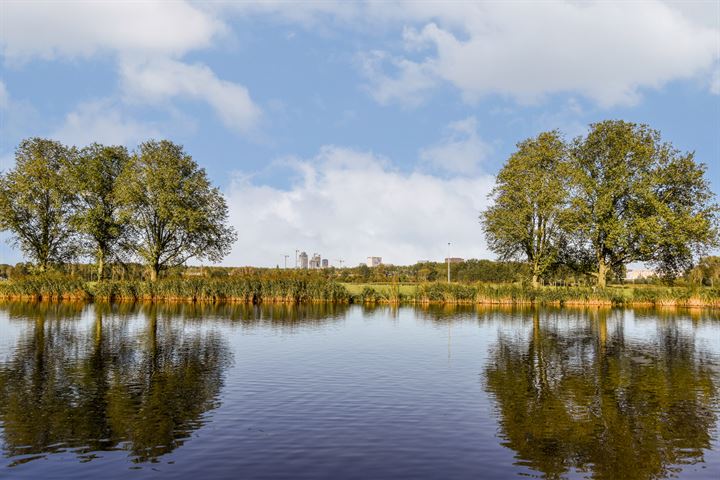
left=69, top=144, right=131, bottom=280
left=118, top=140, right=237, bottom=281
left=646, top=153, right=719, bottom=280
left=0, top=138, right=78, bottom=271
left=692, top=256, right=720, bottom=287
left=568, top=120, right=718, bottom=287
left=481, top=131, right=571, bottom=288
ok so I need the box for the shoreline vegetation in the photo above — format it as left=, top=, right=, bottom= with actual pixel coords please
left=1, top=276, right=718, bottom=309
left=0, top=129, right=717, bottom=304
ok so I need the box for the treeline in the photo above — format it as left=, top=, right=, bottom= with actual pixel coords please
left=0, top=138, right=236, bottom=281
left=0, top=259, right=577, bottom=285
left=481, top=120, right=719, bottom=288
left=3, top=255, right=718, bottom=287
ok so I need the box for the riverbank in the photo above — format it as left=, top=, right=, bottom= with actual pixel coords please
left=0, top=276, right=719, bottom=308
left=351, top=282, right=720, bottom=308
left=0, top=276, right=350, bottom=303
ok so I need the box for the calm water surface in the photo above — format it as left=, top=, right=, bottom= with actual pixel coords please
left=0, top=302, right=718, bottom=479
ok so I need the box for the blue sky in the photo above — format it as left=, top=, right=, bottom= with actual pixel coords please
left=1, top=1, right=719, bottom=267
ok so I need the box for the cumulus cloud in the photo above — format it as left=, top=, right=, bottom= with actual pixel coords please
left=357, top=50, right=437, bottom=106
left=1, top=1, right=261, bottom=134
left=224, top=146, right=494, bottom=267
left=0, top=81, right=8, bottom=109
left=120, top=59, right=261, bottom=133
left=51, top=99, right=161, bottom=147
left=419, top=117, right=491, bottom=175
left=359, top=1, right=720, bottom=107
left=0, top=0, right=221, bottom=60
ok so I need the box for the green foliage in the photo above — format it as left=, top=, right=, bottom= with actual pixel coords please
left=568, top=120, right=718, bottom=286
left=482, top=122, right=718, bottom=287
left=118, top=140, right=237, bottom=281
left=688, top=256, right=720, bottom=287
left=482, top=131, right=571, bottom=287
left=0, top=138, right=79, bottom=270
left=69, top=143, right=132, bottom=280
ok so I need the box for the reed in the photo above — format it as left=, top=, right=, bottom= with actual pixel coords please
left=405, top=283, right=719, bottom=307
left=0, top=275, right=718, bottom=308
left=90, top=276, right=351, bottom=303
left=0, top=274, right=91, bottom=300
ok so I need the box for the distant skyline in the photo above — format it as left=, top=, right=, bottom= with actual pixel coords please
left=1, top=1, right=719, bottom=267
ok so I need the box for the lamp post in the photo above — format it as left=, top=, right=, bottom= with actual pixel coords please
left=447, top=242, right=451, bottom=283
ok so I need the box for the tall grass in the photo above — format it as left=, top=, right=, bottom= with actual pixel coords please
left=0, top=274, right=90, bottom=300
left=0, top=274, right=350, bottom=303
left=1, top=275, right=718, bottom=307
left=89, top=276, right=351, bottom=303
left=409, top=283, right=720, bottom=307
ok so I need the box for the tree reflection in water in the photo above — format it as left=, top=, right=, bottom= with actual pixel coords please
left=0, top=302, right=231, bottom=466
left=484, top=308, right=719, bottom=480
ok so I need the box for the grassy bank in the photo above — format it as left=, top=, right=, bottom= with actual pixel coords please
left=347, top=282, right=720, bottom=308
left=0, top=276, right=718, bottom=308
left=0, top=276, right=350, bottom=303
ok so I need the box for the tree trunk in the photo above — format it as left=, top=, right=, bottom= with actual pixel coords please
left=531, top=274, right=539, bottom=289
left=149, top=266, right=159, bottom=282
left=97, top=250, right=105, bottom=282
left=597, top=257, right=607, bottom=288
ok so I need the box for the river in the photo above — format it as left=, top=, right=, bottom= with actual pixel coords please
left=0, top=302, right=718, bottom=479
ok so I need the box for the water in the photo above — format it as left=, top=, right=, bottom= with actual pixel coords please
left=0, top=302, right=718, bottom=479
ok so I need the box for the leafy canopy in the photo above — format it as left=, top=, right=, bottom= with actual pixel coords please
left=69, top=143, right=131, bottom=279
left=0, top=138, right=79, bottom=270
left=119, top=140, right=237, bottom=280
left=568, top=120, right=718, bottom=284
left=481, top=130, right=571, bottom=286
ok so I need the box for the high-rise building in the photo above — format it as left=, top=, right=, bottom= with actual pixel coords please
left=321, top=259, right=329, bottom=268
left=299, top=251, right=309, bottom=269
left=367, top=256, right=382, bottom=267
left=310, top=253, right=321, bottom=269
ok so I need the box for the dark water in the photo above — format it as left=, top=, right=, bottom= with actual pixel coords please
left=0, top=302, right=718, bottom=479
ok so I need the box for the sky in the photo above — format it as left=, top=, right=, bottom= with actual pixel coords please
left=0, top=0, right=719, bottom=268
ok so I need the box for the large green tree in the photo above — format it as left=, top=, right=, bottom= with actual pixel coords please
left=0, top=138, right=78, bottom=271
left=568, top=120, right=718, bottom=287
left=481, top=131, right=571, bottom=287
left=69, top=144, right=131, bottom=280
left=119, top=140, right=237, bottom=281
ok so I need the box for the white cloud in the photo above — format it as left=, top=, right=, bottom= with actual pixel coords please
left=51, top=99, right=160, bottom=147
left=219, top=1, right=717, bottom=107
left=0, top=0, right=221, bottom=60
left=419, top=117, right=491, bottom=175
left=120, top=58, right=261, bottom=134
left=207, top=0, right=360, bottom=27
left=711, top=65, right=720, bottom=95
left=0, top=81, right=7, bottom=109
left=360, top=1, right=720, bottom=107
left=1, top=1, right=262, bottom=135
left=224, top=146, right=494, bottom=267
left=357, top=50, right=437, bottom=106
